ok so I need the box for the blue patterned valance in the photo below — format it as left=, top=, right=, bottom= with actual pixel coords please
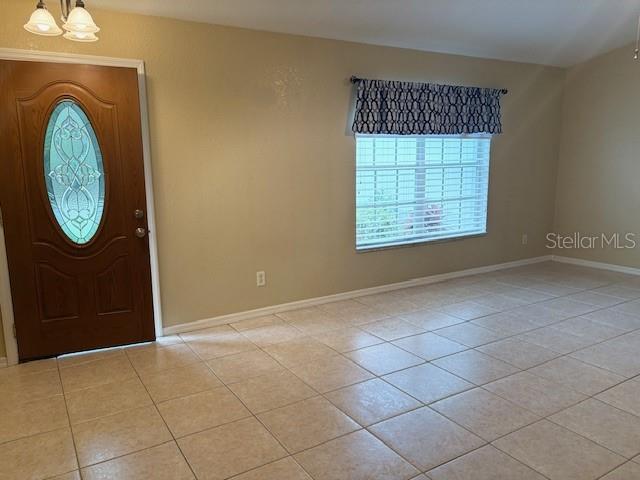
left=351, top=77, right=507, bottom=135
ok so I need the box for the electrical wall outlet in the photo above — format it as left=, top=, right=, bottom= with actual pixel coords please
left=256, top=271, right=266, bottom=287
left=522, top=233, right=528, bottom=245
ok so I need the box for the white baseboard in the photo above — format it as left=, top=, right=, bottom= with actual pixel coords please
left=552, top=255, right=640, bottom=276
left=163, top=255, right=553, bottom=335
left=0, top=357, right=7, bottom=368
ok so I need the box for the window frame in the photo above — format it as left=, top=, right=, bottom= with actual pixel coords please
left=354, top=133, right=492, bottom=252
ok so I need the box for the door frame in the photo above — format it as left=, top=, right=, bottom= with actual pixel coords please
left=0, top=48, right=163, bottom=365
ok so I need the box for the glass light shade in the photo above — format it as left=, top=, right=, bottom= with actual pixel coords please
left=24, top=7, right=62, bottom=36
left=63, top=30, right=98, bottom=42
left=63, top=6, right=99, bottom=33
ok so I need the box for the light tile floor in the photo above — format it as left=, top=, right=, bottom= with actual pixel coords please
left=3, top=262, right=640, bottom=479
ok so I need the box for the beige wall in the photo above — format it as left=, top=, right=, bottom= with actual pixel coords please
left=554, top=44, right=640, bottom=267
left=0, top=0, right=565, bottom=357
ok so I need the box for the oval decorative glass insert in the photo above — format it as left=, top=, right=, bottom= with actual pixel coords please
left=44, top=100, right=105, bottom=244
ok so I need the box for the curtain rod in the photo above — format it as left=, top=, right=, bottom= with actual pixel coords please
left=350, top=76, right=508, bottom=95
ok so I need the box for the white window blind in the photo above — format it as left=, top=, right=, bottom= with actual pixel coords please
left=356, top=134, right=491, bottom=250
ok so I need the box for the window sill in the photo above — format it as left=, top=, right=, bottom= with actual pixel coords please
left=356, top=231, right=488, bottom=253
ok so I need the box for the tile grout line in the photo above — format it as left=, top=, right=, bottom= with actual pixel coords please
left=256, top=273, right=640, bottom=476
left=595, top=459, right=640, bottom=480
left=225, top=321, right=536, bottom=477
left=8, top=263, right=640, bottom=479
left=70, top=294, right=640, bottom=478
left=126, top=344, right=201, bottom=480
left=20, top=362, right=640, bottom=476
left=184, top=337, right=320, bottom=480
left=57, top=358, right=84, bottom=480
left=67, top=348, right=198, bottom=478
left=204, top=325, right=432, bottom=477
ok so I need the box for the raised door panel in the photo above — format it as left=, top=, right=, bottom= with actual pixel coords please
left=35, top=264, right=80, bottom=322
left=95, top=256, right=133, bottom=315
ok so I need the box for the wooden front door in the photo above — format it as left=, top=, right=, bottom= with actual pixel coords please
left=0, top=60, right=155, bottom=361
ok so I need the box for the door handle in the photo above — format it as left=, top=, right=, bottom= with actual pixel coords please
left=135, top=227, right=147, bottom=238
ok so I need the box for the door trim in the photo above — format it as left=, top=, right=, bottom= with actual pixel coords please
left=0, top=48, right=163, bottom=365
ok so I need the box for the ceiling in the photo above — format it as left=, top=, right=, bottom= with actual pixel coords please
left=91, top=0, right=640, bottom=67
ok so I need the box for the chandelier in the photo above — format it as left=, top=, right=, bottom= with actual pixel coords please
left=24, top=0, right=99, bottom=42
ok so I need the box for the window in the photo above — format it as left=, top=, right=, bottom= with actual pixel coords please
left=355, top=134, right=491, bottom=250
left=44, top=100, right=105, bottom=245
